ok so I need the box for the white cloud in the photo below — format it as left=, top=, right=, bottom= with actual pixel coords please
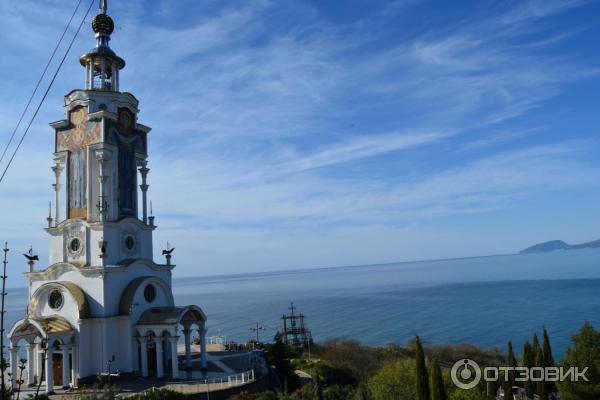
left=0, top=0, right=596, bottom=285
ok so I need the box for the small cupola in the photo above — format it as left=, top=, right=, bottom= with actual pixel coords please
left=79, top=0, right=125, bottom=91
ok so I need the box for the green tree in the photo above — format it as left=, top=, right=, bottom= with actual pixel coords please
left=542, top=327, right=557, bottom=394
left=521, top=341, right=534, bottom=399
left=557, top=321, right=600, bottom=400
left=506, top=341, right=517, bottom=388
left=322, top=385, right=355, bottom=400
left=430, top=359, right=447, bottom=400
left=415, top=336, right=430, bottom=400
left=448, top=388, right=488, bottom=400
left=368, top=358, right=416, bottom=400
left=502, top=378, right=512, bottom=400
left=314, top=374, right=324, bottom=400
left=266, top=337, right=299, bottom=393
left=354, top=383, right=371, bottom=400
left=532, top=334, right=541, bottom=366
left=486, top=380, right=498, bottom=400
left=237, top=392, right=280, bottom=400
left=534, top=341, right=547, bottom=400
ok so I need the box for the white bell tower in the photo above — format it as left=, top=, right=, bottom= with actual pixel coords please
left=8, top=2, right=207, bottom=392
left=48, top=0, right=153, bottom=267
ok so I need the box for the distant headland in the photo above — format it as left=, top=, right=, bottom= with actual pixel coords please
left=520, top=239, right=600, bottom=254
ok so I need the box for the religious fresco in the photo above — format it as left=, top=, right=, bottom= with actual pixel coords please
left=56, top=107, right=102, bottom=152
left=56, top=107, right=101, bottom=219
left=106, top=108, right=147, bottom=218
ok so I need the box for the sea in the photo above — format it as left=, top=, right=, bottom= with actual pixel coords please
left=5, top=249, right=600, bottom=357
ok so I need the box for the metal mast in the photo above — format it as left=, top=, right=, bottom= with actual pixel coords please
left=279, top=302, right=313, bottom=348
left=0, top=243, right=8, bottom=400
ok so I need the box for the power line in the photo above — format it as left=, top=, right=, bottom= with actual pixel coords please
left=0, top=0, right=96, bottom=185
left=0, top=0, right=84, bottom=167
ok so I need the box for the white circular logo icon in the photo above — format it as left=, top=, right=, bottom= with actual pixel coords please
left=451, top=359, right=481, bottom=389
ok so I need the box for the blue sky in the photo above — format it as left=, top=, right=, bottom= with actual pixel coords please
left=1, top=0, right=600, bottom=286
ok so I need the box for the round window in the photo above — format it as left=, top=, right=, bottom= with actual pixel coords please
left=49, top=290, right=64, bottom=310
left=144, top=284, right=156, bottom=303
left=70, top=238, right=81, bottom=252
left=125, top=235, right=135, bottom=250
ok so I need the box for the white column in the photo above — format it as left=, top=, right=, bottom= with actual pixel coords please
left=111, top=64, right=117, bottom=91
left=95, top=149, right=112, bottom=222
left=169, top=337, right=179, bottom=380
left=199, top=328, right=207, bottom=370
left=61, top=346, right=70, bottom=388
left=139, top=337, right=148, bottom=377
left=138, top=160, right=149, bottom=224
left=9, top=346, right=18, bottom=390
left=155, top=338, right=164, bottom=379
left=85, top=64, right=90, bottom=89
left=35, top=343, right=43, bottom=384
left=87, top=59, right=94, bottom=89
left=45, top=348, right=54, bottom=394
left=27, top=344, right=35, bottom=386
left=71, top=346, right=77, bottom=388
left=52, top=162, right=63, bottom=224
left=183, top=328, right=192, bottom=369
left=100, top=60, right=107, bottom=89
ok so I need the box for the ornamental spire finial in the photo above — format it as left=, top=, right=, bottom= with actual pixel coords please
left=100, top=0, right=108, bottom=14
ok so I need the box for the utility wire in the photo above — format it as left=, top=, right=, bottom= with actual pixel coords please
left=0, top=0, right=96, bottom=185
left=0, top=0, right=84, bottom=167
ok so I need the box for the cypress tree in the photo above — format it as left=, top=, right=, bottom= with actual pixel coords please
left=415, top=336, right=430, bottom=400
left=521, top=341, right=534, bottom=399
left=507, top=341, right=517, bottom=388
left=502, top=376, right=513, bottom=400
left=542, top=328, right=555, bottom=366
left=429, top=358, right=447, bottom=400
left=534, top=340, right=547, bottom=400
left=532, top=333, right=541, bottom=367
left=487, top=380, right=499, bottom=399
left=314, top=374, right=323, bottom=400
left=542, top=327, right=557, bottom=394
left=354, top=383, right=370, bottom=400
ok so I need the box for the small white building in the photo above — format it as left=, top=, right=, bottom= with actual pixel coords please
left=8, top=1, right=207, bottom=393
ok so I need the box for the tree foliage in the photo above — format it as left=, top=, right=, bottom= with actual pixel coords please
left=368, top=358, right=416, bottom=400
left=506, top=341, right=517, bottom=388
left=521, top=341, right=534, bottom=399
left=430, top=359, right=447, bottom=400
left=558, top=321, right=600, bottom=400
left=415, top=336, right=430, bottom=400
left=542, top=327, right=557, bottom=394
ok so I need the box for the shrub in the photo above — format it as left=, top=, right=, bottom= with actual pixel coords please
left=368, top=358, right=416, bottom=400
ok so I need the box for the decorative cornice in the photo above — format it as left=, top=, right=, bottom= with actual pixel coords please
left=46, top=216, right=155, bottom=234
left=26, top=263, right=103, bottom=280
left=87, top=217, right=156, bottom=232
left=49, top=120, right=69, bottom=129
left=26, top=259, right=172, bottom=280
left=88, top=110, right=118, bottom=122
left=136, top=123, right=152, bottom=134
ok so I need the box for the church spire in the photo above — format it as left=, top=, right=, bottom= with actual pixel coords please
left=79, top=0, right=124, bottom=91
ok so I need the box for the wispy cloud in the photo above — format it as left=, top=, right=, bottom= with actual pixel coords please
left=0, top=0, right=597, bottom=283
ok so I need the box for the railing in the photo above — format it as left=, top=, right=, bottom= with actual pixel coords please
left=91, top=79, right=112, bottom=90
left=145, top=369, right=256, bottom=395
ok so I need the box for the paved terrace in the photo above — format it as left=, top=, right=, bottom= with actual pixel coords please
left=9, top=348, right=259, bottom=399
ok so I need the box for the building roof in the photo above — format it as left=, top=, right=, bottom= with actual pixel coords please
left=137, top=306, right=206, bottom=326
left=137, top=307, right=183, bottom=325
left=35, top=316, right=74, bottom=334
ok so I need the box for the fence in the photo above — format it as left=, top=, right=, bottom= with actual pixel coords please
left=148, top=369, right=256, bottom=394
